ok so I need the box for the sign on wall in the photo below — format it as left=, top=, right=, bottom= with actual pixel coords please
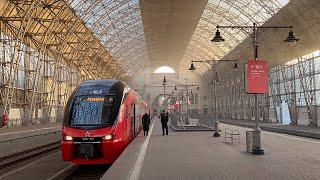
left=246, top=60, right=268, bottom=94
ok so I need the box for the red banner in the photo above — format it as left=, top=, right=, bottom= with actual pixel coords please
left=172, top=101, right=180, bottom=109
left=247, top=60, right=268, bottom=94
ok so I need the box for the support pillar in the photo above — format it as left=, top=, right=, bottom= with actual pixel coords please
left=23, top=105, right=31, bottom=125
left=56, top=107, right=63, bottom=123
left=42, top=107, right=50, bottom=124
left=288, top=105, right=298, bottom=125
left=309, top=105, right=317, bottom=126
left=0, top=107, right=4, bottom=127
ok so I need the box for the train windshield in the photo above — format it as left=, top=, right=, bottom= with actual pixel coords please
left=69, top=95, right=117, bottom=126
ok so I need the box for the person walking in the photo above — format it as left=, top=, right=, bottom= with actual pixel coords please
left=160, top=110, right=169, bottom=135
left=142, top=113, right=150, bottom=136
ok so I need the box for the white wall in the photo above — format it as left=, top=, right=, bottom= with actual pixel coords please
left=9, top=108, right=21, bottom=119
left=297, top=107, right=310, bottom=125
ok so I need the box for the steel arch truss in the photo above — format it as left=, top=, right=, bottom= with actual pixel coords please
left=0, top=0, right=124, bottom=125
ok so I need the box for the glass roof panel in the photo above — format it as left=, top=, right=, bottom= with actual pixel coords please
left=68, top=0, right=149, bottom=75
left=181, top=0, right=290, bottom=73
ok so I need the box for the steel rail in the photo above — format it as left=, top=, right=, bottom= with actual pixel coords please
left=0, top=141, right=60, bottom=170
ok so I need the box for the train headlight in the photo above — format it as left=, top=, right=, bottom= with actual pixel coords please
left=64, top=136, right=73, bottom=141
left=104, top=135, right=113, bottom=140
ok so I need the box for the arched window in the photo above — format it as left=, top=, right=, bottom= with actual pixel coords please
left=154, top=66, right=175, bottom=74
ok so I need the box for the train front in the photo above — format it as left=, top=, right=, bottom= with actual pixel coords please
left=61, top=80, right=124, bottom=164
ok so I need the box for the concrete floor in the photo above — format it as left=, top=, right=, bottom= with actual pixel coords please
left=0, top=151, right=72, bottom=180
left=103, top=118, right=320, bottom=180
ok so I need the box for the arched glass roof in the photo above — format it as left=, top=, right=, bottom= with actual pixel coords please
left=68, top=0, right=290, bottom=76
left=0, top=0, right=291, bottom=79
left=68, top=0, right=149, bottom=76
left=180, top=0, right=290, bottom=73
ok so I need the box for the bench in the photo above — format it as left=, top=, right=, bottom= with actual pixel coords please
left=225, top=128, right=240, bottom=144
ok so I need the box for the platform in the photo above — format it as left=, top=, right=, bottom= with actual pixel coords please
left=0, top=123, right=61, bottom=157
left=101, top=117, right=320, bottom=180
left=218, top=119, right=320, bottom=140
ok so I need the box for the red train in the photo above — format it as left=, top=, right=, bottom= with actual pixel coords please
left=61, top=80, right=149, bottom=164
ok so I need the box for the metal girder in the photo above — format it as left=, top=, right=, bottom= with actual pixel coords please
left=269, top=66, right=283, bottom=123
left=297, top=57, right=317, bottom=126
left=280, top=64, right=298, bottom=124
left=1, top=0, right=125, bottom=78
left=0, top=0, right=125, bottom=125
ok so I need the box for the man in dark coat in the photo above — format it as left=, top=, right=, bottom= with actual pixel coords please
left=160, top=110, right=169, bottom=135
left=142, top=113, right=150, bottom=136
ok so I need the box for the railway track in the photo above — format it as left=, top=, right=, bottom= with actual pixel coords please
left=63, top=165, right=111, bottom=180
left=0, top=141, right=60, bottom=171
left=48, top=164, right=111, bottom=180
left=0, top=141, right=110, bottom=180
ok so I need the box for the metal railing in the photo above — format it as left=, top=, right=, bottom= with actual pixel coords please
left=6, top=118, right=22, bottom=127
left=192, top=114, right=213, bottom=128
left=4, top=117, right=61, bottom=128
left=225, top=128, right=240, bottom=144
left=169, top=113, right=186, bottom=130
left=170, top=114, right=178, bottom=127
left=179, top=115, right=186, bottom=130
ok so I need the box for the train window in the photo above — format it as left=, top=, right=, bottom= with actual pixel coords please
left=69, top=95, right=117, bottom=126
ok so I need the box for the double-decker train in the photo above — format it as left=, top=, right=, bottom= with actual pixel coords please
left=61, top=80, right=149, bottom=164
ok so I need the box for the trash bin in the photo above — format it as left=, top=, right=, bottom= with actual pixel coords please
left=246, top=131, right=254, bottom=153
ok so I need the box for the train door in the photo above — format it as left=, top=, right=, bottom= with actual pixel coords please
left=125, top=104, right=130, bottom=140
left=135, top=102, right=139, bottom=132
left=131, top=104, right=136, bottom=137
